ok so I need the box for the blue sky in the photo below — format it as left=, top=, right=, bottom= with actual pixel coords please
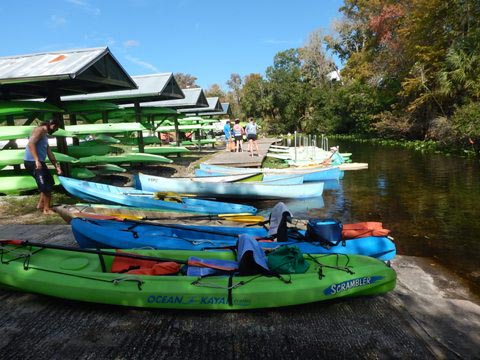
left=1, top=0, right=344, bottom=90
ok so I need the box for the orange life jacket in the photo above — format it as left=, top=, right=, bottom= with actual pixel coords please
left=342, top=222, right=390, bottom=239
left=111, top=251, right=181, bottom=275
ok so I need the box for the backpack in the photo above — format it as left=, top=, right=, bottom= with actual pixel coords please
left=305, top=219, right=343, bottom=249
left=266, top=246, right=309, bottom=274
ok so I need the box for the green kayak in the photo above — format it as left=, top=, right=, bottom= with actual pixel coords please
left=0, top=101, right=63, bottom=117
left=0, top=175, right=59, bottom=195
left=58, top=144, right=118, bottom=158
left=0, top=241, right=396, bottom=310
left=89, top=164, right=127, bottom=174
left=0, top=167, right=94, bottom=180
left=0, top=149, right=78, bottom=167
left=118, top=136, right=161, bottom=146
left=127, top=146, right=190, bottom=155
left=65, top=122, right=146, bottom=135
left=76, top=153, right=173, bottom=165
left=0, top=126, right=70, bottom=140
left=176, top=139, right=217, bottom=146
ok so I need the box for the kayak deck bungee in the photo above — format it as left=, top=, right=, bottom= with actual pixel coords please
left=71, top=217, right=397, bottom=260
left=59, top=176, right=257, bottom=215
left=0, top=240, right=396, bottom=310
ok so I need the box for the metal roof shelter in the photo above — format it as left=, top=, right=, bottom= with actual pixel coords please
left=62, top=73, right=185, bottom=152
left=62, top=73, right=184, bottom=104
left=194, top=102, right=231, bottom=117
left=132, top=88, right=208, bottom=109
left=0, top=47, right=137, bottom=100
left=0, top=47, right=137, bottom=174
left=179, top=97, right=223, bottom=115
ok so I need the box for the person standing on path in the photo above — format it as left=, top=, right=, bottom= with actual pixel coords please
left=233, top=119, right=245, bottom=152
left=24, top=119, right=62, bottom=214
left=245, top=117, right=259, bottom=156
left=223, top=120, right=232, bottom=151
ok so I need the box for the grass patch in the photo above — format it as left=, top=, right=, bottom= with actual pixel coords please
left=0, top=191, right=77, bottom=224
left=261, top=156, right=289, bottom=169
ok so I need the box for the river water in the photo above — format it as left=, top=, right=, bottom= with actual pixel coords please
left=257, top=140, right=480, bottom=292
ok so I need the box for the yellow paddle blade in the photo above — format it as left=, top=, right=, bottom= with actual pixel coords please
left=109, top=213, right=143, bottom=220
left=218, top=213, right=257, bottom=217
left=221, top=215, right=265, bottom=223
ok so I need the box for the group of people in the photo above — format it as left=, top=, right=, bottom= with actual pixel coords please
left=223, top=117, right=259, bottom=156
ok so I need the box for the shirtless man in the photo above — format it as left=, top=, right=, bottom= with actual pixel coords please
left=23, top=119, right=63, bottom=214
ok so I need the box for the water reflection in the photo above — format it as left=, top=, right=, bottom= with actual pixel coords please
left=257, top=139, right=480, bottom=291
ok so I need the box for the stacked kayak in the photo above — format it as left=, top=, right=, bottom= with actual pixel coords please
left=0, top=239, right=396, bottom=310
left=198, top=163, right=343, bottom=182
left=59, top=176, right=257, bottom=215
left=71, top=218, right=396, bottom=260
left=134, top=173, right=324, bottom=199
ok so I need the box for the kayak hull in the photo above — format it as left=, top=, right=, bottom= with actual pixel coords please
left=59, top=176, right=257, bottom=215
left=71, top=218, right=397, bottom=261
left=135, top=173, right=324, bottom=199
left=0, top=242, right=396, bottom=310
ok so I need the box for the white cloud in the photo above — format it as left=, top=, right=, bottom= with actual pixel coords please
left=125, top=55, right=159, bottom=72
left=124, top=40, right=140, bottom=48
left=49, top=14, right=67, bottom=27
left=66, top=0, right=101, bottom=16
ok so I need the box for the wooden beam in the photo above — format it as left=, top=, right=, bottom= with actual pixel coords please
left=134, top=102, right=144, bottom=153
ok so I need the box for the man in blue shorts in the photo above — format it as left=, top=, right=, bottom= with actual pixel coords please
left=24, top=119, right=63, bottom=214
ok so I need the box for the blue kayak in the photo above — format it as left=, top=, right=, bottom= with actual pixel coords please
left=59, top=176, right=257, bottom=215
left=71, top=218, right=396, bottom=261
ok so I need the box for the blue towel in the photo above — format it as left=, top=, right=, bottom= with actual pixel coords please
left=237, top=234, right=270, bottom=275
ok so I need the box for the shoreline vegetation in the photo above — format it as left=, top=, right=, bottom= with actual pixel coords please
left=327, top=134, right=478, bottom=158
left=220, top=1, right=480, bottom=159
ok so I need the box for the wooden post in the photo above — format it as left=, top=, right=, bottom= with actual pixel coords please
left=134, top=102, right=144, bottom=153
left=102, top=110, right=108, bottom=124
left=70, top=114, right=79, bottom=146
left=174, top=115, right=180, bottom=148
left=6, top=115, right=20, bottom=171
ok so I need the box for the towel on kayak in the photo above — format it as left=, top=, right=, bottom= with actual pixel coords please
left=237, top=234, right=270, bottom=275
left=186, top=235, right=270, bottom=277
left=268, top=202, right=292, bottom=241
left=187, top=257, right=238, bottom=277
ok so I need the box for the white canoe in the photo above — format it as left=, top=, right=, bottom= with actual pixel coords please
left=135, top=173, right=324, bottom=199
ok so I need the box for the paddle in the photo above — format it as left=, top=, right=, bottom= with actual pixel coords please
left=142, top=213, right=265, bottom=224
left=109, top=218, right=246, bottom=239
left=0, top=240, right=188, bottom=264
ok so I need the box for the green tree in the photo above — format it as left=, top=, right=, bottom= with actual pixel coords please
left=173, top=73, right=198, bottom=88
left=205, top=84, right=226, bottom=99
left=265, top=49, right=308, bottom=133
